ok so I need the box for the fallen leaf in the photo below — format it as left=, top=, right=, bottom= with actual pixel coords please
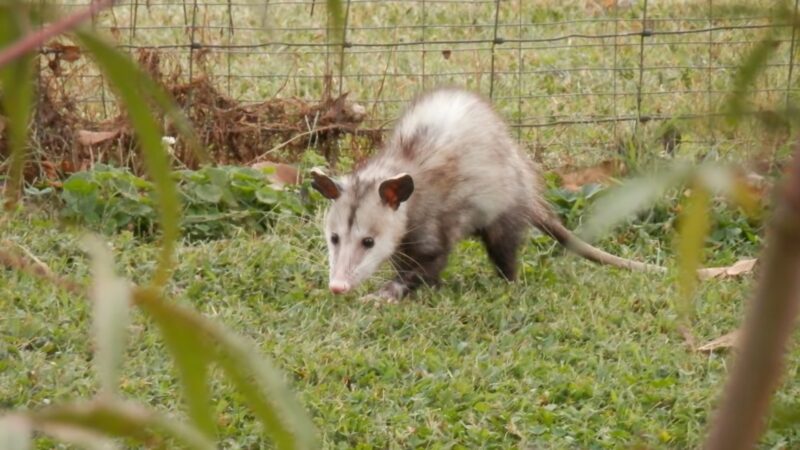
left=250, top=161, right=300, bottom=188
left=41, top=160, right=59, bottom=180
left=697, top=258, right=758, bottom=280
left=554, top=159, right=626, bottom=192
left=697, top=329, right=741, bottom=353
left=50, top=43, right=82, bottom=62
left=77, top=129, right=121, bottom=146
left=60, top=160, right=76, bottom=174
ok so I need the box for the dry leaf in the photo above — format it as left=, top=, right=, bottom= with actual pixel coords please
left=60, top=160, right=76, bottom=174
left=51, top=43, right=81, bottom=62
left=77, top=129, right=121, bottom=146
left=250, top=161, right=300, bottom=188
left=697, top=258, right=758, bottom=280
left=697, top=329, right=741, bottom=353
left=40, top=161, right=59, bottom=180
left=554, top=159, right=626, bottom=192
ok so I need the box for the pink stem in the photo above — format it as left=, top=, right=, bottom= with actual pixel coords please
left=0, top=0, right=115, bottom=68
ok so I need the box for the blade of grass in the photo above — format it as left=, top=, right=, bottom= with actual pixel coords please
left=35, top=424, right=118, bottom=450
left=725, top=34, right=781, bottom=126
left=134, top=287, right=319, bottom=450
left=0, top=416, right=31, bottom=450
left=82, top=235, right=132, bottom=398
left=579, top=163, right=692, bottom=242
left=675, top=182, right=711, bottom=323
left=326, top=0, right=345, bottom=42
left=74, top=32, right=180, bottom=287
left=138, top=296, right=217, bottom=440
left=0, top=3, right=35, bottom=210
left=29, top=399, right=214, bottom=450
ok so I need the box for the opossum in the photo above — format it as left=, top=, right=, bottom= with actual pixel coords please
left=310, top=87, right=665, bottom=301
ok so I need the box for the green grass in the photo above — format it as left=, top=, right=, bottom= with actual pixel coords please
left=3, top=205, right=799, bottom=449
left=5, top=1, right=800, bottom=447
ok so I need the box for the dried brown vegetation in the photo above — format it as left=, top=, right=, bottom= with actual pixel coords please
left=1, top=46, right=378, bottom=183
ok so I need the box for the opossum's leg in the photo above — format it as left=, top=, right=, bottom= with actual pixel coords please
left=373, top=249, right=451, bottom=301
left=478, top=213, right=526, bottom=281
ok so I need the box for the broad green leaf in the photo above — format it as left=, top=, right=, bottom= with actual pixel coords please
left=29, top=399, right=214, bottom=450
left=0, top=3, right=35, bottom=210
left=63, top=177, right=98, bottom=195
left=676, top=183, right=711, bottom=321
left=134, top=287, right=319, bottom=450
left=0, top=416, right=31, bottom=450
left=81, top=235, right=131, bottom=397
left=135, top=291, right=216, bottom=440
left=205, top=167, right=237, bottom=207
left=75, top=31, right=180, bottom=287
left=580, top=163, right=692, bottom=242
left=255, top=187, right=279, bottom=205
left=194, top=184, right=224, bottom=204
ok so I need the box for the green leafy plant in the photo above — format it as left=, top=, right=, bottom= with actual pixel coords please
left=59, top=164, right=319, bottom=240
left=544, top=174, right=764, bottom=266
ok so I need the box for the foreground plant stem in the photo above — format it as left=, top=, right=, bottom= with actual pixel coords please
left=0, top=0, right=115, bottom=69
left=704, top=139, right=800, bottom=449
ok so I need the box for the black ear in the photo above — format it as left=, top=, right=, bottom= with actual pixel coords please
left=378, top=173, right=414, bottom=210
left=310, top=168, right=342, bottom=200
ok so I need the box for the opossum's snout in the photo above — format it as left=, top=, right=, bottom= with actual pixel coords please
left=329, top=279, right=351, bottom=294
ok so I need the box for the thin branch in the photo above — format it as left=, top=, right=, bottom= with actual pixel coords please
left=0, top=0, right=116, bottom=69
left=246, top=123, right=356, bottom=165
left=0, top=242, right=84, bottom=295
left=704, top=137, right=800, bottom=449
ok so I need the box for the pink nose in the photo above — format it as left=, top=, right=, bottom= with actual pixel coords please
left=329, top=280, right=351, bottom=294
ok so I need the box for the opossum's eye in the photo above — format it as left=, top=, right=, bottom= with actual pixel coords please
left=362, top=237, right=375, bottom=249
left=331, top=233, right=340, bottom=245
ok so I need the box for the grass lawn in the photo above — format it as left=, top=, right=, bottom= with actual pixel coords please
left=2, top=0, right=799, bottom=447
left=2, top=206, right=799, bottom=449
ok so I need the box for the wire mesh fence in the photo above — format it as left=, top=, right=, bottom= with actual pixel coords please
left=45, top=0, right=799, bottom=167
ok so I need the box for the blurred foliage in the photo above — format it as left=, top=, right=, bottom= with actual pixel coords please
left=0, top=0, right=36, bottom=208
left=545, top=175, right=764, bottom=265
left=0, top=0, right=344, bottom=447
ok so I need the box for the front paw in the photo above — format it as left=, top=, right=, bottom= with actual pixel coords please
left=359, top=281, right=407, bottom=305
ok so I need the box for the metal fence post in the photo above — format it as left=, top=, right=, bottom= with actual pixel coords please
left=488, top=0, right=502, bottom=100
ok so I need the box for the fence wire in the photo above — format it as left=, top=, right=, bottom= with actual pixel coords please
left=44, top=0, right=800, bottom=167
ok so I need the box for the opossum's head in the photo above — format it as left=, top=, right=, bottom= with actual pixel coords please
left=310, top=168, right=414, bottom=294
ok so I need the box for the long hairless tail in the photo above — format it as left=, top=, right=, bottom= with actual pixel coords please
left=533, top=215, right=667, bottom=273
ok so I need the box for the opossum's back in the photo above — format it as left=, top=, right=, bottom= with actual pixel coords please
left=389, top=89, right=541, bottom=228
left=392, top=89, right=534, bottom=182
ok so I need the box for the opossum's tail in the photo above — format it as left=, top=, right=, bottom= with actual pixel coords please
left=532, top=214, right=667, bottom=273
